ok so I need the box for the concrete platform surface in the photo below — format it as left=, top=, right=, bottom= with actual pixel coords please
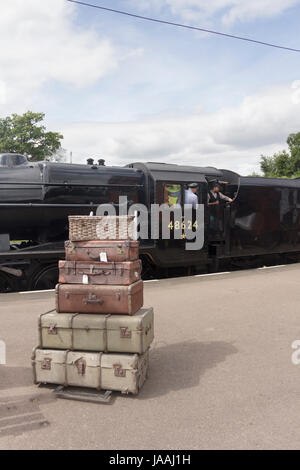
left=0, top=264, right=300, bottom=450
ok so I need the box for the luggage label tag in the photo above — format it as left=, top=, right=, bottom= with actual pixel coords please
left=100, top=252, right=108, bottom=263
left=82, top=275, right=89, bottom=285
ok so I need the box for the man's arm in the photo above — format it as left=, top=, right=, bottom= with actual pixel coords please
left=219, top=192, right=233, bottom=203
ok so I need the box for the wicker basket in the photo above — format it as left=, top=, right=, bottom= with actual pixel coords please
left=69, top=215, right=136, bottom=241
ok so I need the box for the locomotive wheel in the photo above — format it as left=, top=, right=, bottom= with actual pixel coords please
left=0, top=272, right=15, bottom=293
left=28, top=264, right=59, bottom=291
left=141, top=256, right=157, bottom=280
left=230, top=257, right=261, bottom=270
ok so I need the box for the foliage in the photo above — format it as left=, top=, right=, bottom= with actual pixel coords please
left=259, top=132, right=300, bottom=178
left=0, top=111, right=63, bottom=161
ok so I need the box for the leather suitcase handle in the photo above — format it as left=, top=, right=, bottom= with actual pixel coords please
left=78, top=270, right=111, bottom=276
left=84, top=298, right=104, bottom=305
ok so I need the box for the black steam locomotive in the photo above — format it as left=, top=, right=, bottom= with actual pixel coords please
left=1, top=152, right=300, bottom=292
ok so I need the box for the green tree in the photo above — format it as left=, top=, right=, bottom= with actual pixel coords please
left=248, top=172, right=261, bottom=177
left=288, top=132, right=300, bottom=173
left=260, top=131, right=300, bottom=178
left=0, top=111, right=63, bottom=161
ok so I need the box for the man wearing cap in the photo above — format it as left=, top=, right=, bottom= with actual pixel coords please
left=207, top=183, right=233, bottom=205
left=184, top=183, right=199, bottom=209
left=208, top=182, right=233, bottom=232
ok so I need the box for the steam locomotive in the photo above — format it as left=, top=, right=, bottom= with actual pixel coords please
left=1, top=152, right=300, bottom=292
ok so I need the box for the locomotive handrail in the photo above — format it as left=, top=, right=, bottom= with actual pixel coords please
left=0, top=203, right=108, bottom=207
left=0, top=182, right=143, bottom=187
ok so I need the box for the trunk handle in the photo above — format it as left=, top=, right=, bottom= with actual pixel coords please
left=78, top=270, right=111, bottom=276
left=84, top=298, right=104, bottom=305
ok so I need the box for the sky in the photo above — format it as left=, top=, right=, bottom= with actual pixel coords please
left=1, top=0, right=300, bottom=175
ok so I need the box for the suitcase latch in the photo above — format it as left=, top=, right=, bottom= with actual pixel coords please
left=145, top=325, right=151, bottom=336
left=41, top=358, right=52, bottom=370
left=68, top=242, right=76, bottom=254
left=48, top=323, right=57, bottom=335
left=117, top=248, right=125, bottom=254
left=120, top=327, right=132, bottom=339
left=75, top=358, right=86, bottom=376
left=113, top=364, right=126, bottom=378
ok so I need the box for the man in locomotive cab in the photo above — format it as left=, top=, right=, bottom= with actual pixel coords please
left=207, top=182, right=233, bottom=206
left=207, top=182, right=232, bottom=233
left=184, top=183, right=199, bottom=209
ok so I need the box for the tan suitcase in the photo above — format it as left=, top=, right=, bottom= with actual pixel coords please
left=58, top=260, right=142, bottom=286
left=32, top=348, right=149, bottom=395
left=55, top=281, right=143, bottom=315
left=39, top=308, right=154, bottom=354
left=65, top=240, right=139, bottom=263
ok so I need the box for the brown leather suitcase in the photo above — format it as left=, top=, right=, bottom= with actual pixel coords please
left=65, top=240, right=139, bottom=263
left=58, top=260, right=142, bottom=286
left=56, top=281, right=144, bottom=315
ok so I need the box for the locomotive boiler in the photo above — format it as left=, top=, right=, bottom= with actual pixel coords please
left=0, top=153, right=142, bottom=241
left=1, top=153, right=300, bottom=293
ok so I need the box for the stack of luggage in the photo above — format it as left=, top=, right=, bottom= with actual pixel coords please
left=32, top=216, right=154, bottom=396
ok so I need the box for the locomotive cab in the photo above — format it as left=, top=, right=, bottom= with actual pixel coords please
left=127, top=162, right=223, bottom=270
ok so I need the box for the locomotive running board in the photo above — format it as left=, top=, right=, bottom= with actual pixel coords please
left=54, top=385, right=113, bottom=404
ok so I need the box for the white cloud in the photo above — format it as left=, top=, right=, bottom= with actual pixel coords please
left=0, top=82, right=7, bottom=106
left=0, top=0, right=118, bottom=113
left=61, top=83, right=300, bottom=175
left=221, top=0, right=300, bottom=24
left=130, top=0, right=300, bottom=25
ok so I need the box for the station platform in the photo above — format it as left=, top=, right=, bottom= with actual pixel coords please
left=0, top=264, right=300, bottom=450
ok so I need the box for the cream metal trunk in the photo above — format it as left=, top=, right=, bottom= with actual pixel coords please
left=32, top=348, right=149, bottom=395
left=38, top=307, right=154, bottom=354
